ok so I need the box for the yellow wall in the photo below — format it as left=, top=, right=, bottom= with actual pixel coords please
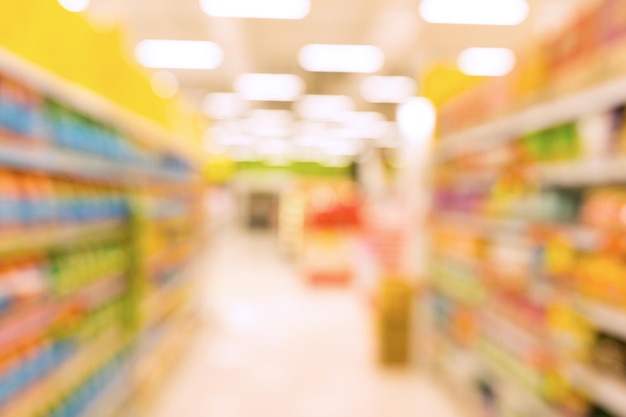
left=0, top=0, right=201, bottom=141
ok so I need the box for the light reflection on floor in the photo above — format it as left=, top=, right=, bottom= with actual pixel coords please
left=149, top=231, right=461, bottom=417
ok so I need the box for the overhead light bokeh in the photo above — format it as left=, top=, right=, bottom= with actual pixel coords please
left=396, top=97, right=436, bottom=143
left=234, top=74, right=305, bottom=101
left=419, top=0, right=529, bottom=26
left=299, top=44, right=385, bottom=73
left=135, top=40, right=224, bottom=70
left=58, top=0, right=90, bottom=12
left=458, top=48, right=516, bottom=76
left=200, top=0, right=310, bottom=19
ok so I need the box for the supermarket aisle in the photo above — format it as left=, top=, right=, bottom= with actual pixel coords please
left=150, top=230, right=461, bottom=417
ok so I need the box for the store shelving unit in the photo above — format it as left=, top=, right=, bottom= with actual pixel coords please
left=430, top=6, right=626, bottom=415
left=0, top=44, right=205, bottom=417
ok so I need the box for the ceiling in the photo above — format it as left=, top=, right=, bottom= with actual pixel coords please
left=84, top=0, right=592, bottom=161
left=87, top=0, right=590, bottom=108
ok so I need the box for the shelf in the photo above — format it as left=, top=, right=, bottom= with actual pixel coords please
left=575, top=298, right=626, bottom=341
left=440, top=338, right=561, bottom=417
left=0, top=139, right=192, bottom=185
left=435, top=212, right=605, bottom=251
left=445, top=158, right=626, bottom=189
left=566, top=364, right=626, bottom=417
left=438, top=75, right=626, bottom=160
left=0, top=46, right=202, bottom=166
left=2, top=327, right=130, bottom=417
left=0, top=220, right=125, bottom=257
left=535, top=158, right=626, bottom=187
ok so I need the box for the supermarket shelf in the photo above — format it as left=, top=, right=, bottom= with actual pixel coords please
left=535, top=158, right=626, bottom=187
left=476, top=344, right=562, bottom=417
left=438, top=75, right=626, bottom=160
left=440, top=338, right=561, bottom=417
left=0, top=140, right=192, bottom=185
left=0, top=220, right=125, bottom=256
left=0, top=46, right=202, bottom=165
left=575, top=298, right=626, bottom=341
left=448, top=158, right=626, bottom=188
left=436, top=212, right=605, bottom=250
left=78, top=360, right=134, bottom=417
left=567, top=364, right=626, bottom=417
left=2, top=327, right=130, bottom=417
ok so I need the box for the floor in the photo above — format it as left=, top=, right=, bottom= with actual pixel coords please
left=149, top=230, right=462, bottom=417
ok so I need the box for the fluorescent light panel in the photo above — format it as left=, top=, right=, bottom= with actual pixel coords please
left=361, top=76, right=416, bottom=103
left=235, top=74, right=305, bottom=101
left=200, top=0, right=310, bottom=19
left=136, top=40, right=223, bottom=70
left=458, top=48, right=516, bottom=76
left=299, top=44, right=384, bottom=73
left=420, top=0, right=529, bottom=26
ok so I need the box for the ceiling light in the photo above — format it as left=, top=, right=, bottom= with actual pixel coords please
left=396, top=97, right=436, bottom=143
left=299, top=44, right=384, bottom=73
left=200, top=0, right=310, bottom=19
left=58, top=0, right=90, bottom=12
left=361, top=76, right=416, bottom=103
left=202, top=93, right=249, bottom=119
left=136, top=40, right=223, bottom=70
left=295, top=95, right=355, bottom=120
left=419, top=0, right=529, bottom=26
left=151, top=71, right=179, bottom=99
left=458, top=48, right=516, bottom=76
left=234, top=74, right=305, bottom=101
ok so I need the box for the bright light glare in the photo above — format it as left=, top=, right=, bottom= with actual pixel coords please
left=295, top=95, right=355, bottom=120
left=202, top=93, right=249, bottom=119
left=200, top=0, right=310, bottom=19
left=136, top=40, right=223, bottom=69
left=419, top=0, right=529, bottom=25
left=299, top=44, right=384, bottom=73
left=458, top=48, right=516, bottom=76
left=361, top=76, right=416, bottom=103
left=234, top=74, right=305, bottom=101
left=151, top=71, right=179, bottom=99
left=396, top=97, right=436, bottom=142
left=58, top=0, right=90, bottom=12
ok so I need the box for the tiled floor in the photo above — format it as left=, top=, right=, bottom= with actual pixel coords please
left=149, top=231, right=462, bottom=417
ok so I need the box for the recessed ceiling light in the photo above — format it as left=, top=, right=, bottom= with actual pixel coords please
left=135, top=40, right=223, bottom=70
left=151, top=71, right=179, bottom=99
left=419, top=0, right=529, bottom=26
left=200, top=0, right=310, bottom=19
left=299, top=44, right=384, bottom=73
left=234, top=74, right=305, bottom=101
left=295, top=95, right=355, bottom=120
left=58, top=0, right=90, bottom=12
left=360, top=76, right=416, bottom=103
left=396, top=97, right=437, bottom=142
left=458, top=48, right=516, bottom=76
